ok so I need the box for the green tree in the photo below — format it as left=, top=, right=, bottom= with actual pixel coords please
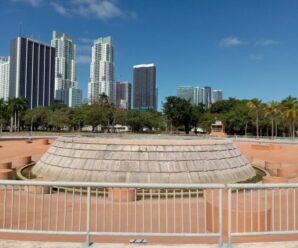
left=83, top=94, right=115, bottom=132
left=126, top=110, right=146, bottom=132
left=23, top=107, right=51, bottom=131
left=7, top=97, right=28, bottom=132
left=47, top=110, right=69, bottom=131
left=192, top=103, right=205, bottom=130
left=246, top=99, right=263, bottom=138
left=264, top=101, right=280, bottom=138
left=163, top=96, right=194, bottom=134
left=0, top=98, right=7, bottom=132
left=281, top=96, right=298, bottom=137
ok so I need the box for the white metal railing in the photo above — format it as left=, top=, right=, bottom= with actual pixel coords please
left=1, top=180, right=298, bottom=247
left=0, top=180, right=224, bottom=247
left=227, top=183, right=298, bottom=247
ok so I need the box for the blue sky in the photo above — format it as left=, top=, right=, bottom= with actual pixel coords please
left=1, top=0, right=298, bottom=109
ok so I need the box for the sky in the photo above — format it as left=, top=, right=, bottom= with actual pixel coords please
left=1, top=0, right=298, bottom=109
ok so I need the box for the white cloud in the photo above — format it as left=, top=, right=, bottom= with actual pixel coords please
left=75, top=0, right=123, bottom=19
left=249, top=54, right=264, bottom=61
left=219, top=37, right=244, bottom=47
left=256, top=40, right=279, bottom=46
left=11, top=0, right=43, bottom=7
left=77, top=55, right=91, bottom=64
left=50, top=2, right=69, bottom=16
left=50, top=0, right=135, bottom=20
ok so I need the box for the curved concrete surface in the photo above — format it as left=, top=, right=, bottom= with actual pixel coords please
left=33, top=136, right=256, bottom=184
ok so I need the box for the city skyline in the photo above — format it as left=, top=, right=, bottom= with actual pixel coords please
left=1, top=1, right=298, bottom=109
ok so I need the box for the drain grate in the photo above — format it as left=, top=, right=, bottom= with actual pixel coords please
left=129, top=239, right=148, bottom=244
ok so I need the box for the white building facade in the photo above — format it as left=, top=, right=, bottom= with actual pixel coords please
left=0, top=57, right=10, bottom=101
left=88, top=36, right=114, bottom=104
left=51, top=31, right=81, bottom=107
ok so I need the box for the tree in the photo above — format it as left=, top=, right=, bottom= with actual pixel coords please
left=15, top=97, right=28, bottom=132
left=163, top=96, right=194, bottom=134
left=48, top=100, right=67, bottom=111
left=83, top=94, right=115, bottom=132
left=7, top=97, right=17, bottom=132
left=223, top=102, right=251, bottom=135
left=114, top=109, right=128, bottom=125
left=126, top=110, right=146, bottom=132
left=246, top=99, right=263, bottom=138
left=281, top=96, right=298, bottom=137
left=7, top=97, right=28, bottom=132
left=209, top=98, right=238, bottom=113
left=264, top=101, right=280, bottom=138
left=0, top=98, right=7, bottom=132
left=23, top=107, right=50, bottom=131
left=69, top=107, right=85, bottom=132
left=192, top=103, right=205, bottom=131
left=47, top=110, right=69, bottom=131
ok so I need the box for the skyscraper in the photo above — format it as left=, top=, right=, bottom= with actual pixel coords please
left=9, top=37, right=55, bottom=109
left=51, top=31, right=81, bottom=107
left=88, top=36, right=114, bottom=104
left=133, top=64, right=157, bottom=110
left=212, top=89, right=223, bottom=103
left=194, top=87, right=204, bottom=105
left=113, top=81, right=131, bottom=109
left=176, top=86, right=194, bottom=104
left=203, top=86, right=212, bottom=108
left=0, top=57, right=10, bottom=101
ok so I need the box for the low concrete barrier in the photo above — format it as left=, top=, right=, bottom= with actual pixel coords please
left=265, top=161, right=281, bottom=176
left=15, top=156, right=32, bottom=169
left=0, top=169, right=13, bottom=179
left=25, top=177, right=51, bottom=194
left=277, top=167, right=297, bottom=179
left=262, top=176, right=288, bottom=183
left=0, top=161, right=12, bottom=170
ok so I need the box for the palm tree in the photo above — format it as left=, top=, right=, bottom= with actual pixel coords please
left=281, top=96, right=298, bottom=138
left=0, top=98, right=7, bottom=133
left=264, top=101, right=280, bottom=138
left=15, top=97, right=28, bottom=132
left=247, top=99, right=263, bottom=138
left=7, top=97, right=28, bottom=132
left=7, top=97, right=17, bottom=132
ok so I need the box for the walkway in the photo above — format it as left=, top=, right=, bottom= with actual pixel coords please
left=1, top=240, right=298, bottom=248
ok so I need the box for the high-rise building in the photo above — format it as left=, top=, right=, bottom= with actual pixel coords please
left=203, top=86, right=212, bottom=108
left=212, top=89, right=223, bottom=103
left=56, top=88, right=82, bottom=108
left=113, top=81, right=131, bottom=109
left=51, top=31, right=81, bottom=107
left=194, top=87, right=204, bottom=105
left=176, top=86, right=194, bottom=104
left=0, top=57, right=10, bottom=101
left=88, top=36, right=114, bottom=104
left=133, top=64, right=157, bottom=110
left=9, top=37, right=55, bottom=109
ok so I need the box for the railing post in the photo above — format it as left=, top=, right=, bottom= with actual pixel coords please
left=85, top=186, right=91, bottom=247
left=218, top=188, right=223, bottom=247
left=227, top=187, right=232, bottom=248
